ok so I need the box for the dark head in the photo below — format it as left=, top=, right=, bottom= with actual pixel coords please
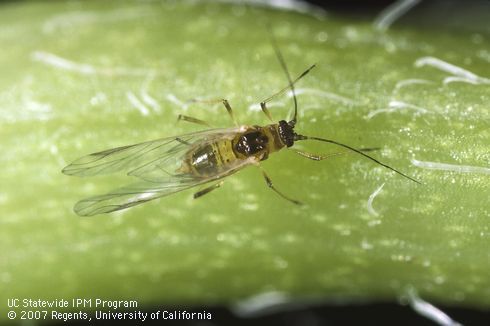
left=278, top=120, right=296, bottom=147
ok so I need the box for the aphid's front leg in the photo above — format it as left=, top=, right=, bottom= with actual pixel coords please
left=292, top=148, right=379, bottom=161
left=259, top=102, right=274, bottom=122
left=258, top=165, right=303, bottom=205
left=193, top=181, right=224, bottom=199
left=188, top=98, right=238, bottom=126
left=258, top=64, right=317, bottom=123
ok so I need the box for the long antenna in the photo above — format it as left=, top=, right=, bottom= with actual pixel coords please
left=268, top=27, right=299, bottom=125
left=296, top=134, right=421, bottom=184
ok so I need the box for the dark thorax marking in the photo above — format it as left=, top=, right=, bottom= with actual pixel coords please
left=234, top=131, right=269, bottom=157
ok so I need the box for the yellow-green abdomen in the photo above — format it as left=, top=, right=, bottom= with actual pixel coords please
left=187, top=140, right=238, bottom=177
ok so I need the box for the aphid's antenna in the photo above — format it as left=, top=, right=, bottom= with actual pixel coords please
left=267, top=26, right=299, bottom=126
left=295, top=134, right=421, bottom=184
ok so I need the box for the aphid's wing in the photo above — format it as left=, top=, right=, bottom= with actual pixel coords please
left=126, top=129, right=238, bottom=183
left=62, top=128, right=238, bottom=178
left=73, top=156, right=257, bottom=216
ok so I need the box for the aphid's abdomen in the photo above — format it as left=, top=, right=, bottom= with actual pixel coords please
left=187, top=140, right=238, bottom=177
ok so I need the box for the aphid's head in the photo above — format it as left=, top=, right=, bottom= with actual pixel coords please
left=278, top=120, right=295, bottom=147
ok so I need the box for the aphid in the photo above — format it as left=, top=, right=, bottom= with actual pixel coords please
left=63, top=36, right=419, bottom=216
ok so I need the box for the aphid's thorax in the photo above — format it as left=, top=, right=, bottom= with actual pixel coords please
left=233, top=128, right=270, bottom=159
left=233, top=121, right=294, bottom=161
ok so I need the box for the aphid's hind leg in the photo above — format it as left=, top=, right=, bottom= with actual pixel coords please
left=188, top=98, right=238, bottom=126
left=258, top=165, right=302, bottom=205
left=175, top=137, right=191, bottom=145
left=193, top=181, right=224, bottom=199
left=177, top=114, right=212, bottom=127
left=292, top=148, right=379, bottom=161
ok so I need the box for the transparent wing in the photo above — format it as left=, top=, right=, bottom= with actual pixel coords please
left=62, top=127, right=239, bottom=179
left=63, top=127, right=255, bottom=216
left=73, top=157, right=256, bottom=216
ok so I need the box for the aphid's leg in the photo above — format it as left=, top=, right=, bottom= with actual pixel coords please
left=292, top=148, right=379, bottom=161
left=260, top=102, right=274, bottom=122
left=258, top=64, right=316, bottom=122
left=258, top=165, right=302, bottom=205
left=177, top=114, right=212, bottom=127
left=175, top=137, right=191, bottom=146
left=188, top=98, right=238, bottom=126
left=193, top=181, right=224, bottom=199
